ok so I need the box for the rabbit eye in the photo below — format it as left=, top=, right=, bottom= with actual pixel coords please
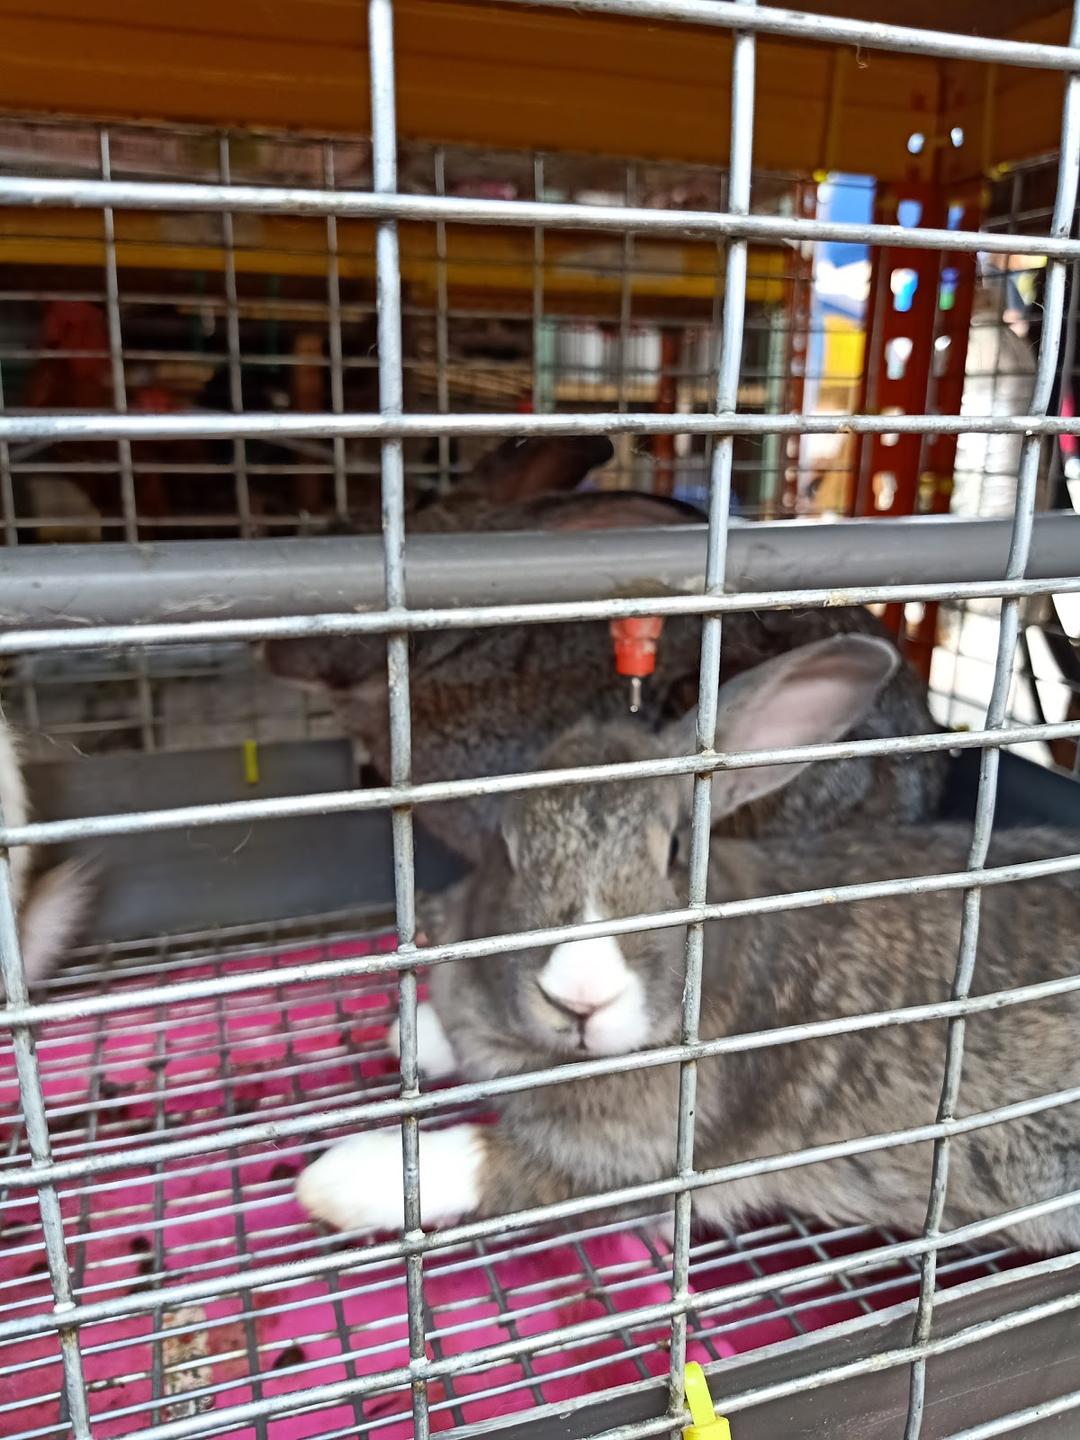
left=668, top=834, right=680, bottom=870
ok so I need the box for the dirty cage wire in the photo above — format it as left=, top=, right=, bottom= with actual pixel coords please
left=1, top=1, right=1080, bottom=1439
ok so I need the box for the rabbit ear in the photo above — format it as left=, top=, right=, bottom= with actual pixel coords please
left=663, top=634, right=900, bottom=822
left=468, top=436, right=614, bottom=504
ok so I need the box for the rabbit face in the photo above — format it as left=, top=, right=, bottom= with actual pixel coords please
left=481, top=894, right=687, bottom=1060
left=431, top=721, right=688, bottom=1061
left=498, top=767, right=687, bottom=1057
left=426, top=635, right=903, bottom=1068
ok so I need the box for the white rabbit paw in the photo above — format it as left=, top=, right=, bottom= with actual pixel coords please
left=386, top=1000, right=458, bottom=1080
left=297, top=1123, right=485, bottom=1232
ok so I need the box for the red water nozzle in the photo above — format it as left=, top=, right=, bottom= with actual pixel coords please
left=610, top=616, right=664, bottom=678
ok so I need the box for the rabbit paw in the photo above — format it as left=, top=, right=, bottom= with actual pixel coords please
left=387, top=1001, right=458, bottom=1079
left=297, top=1123, right=485, bottom=1232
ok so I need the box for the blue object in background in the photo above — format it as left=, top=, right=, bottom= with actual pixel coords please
left=671, top=481, right=739, bottom=514
left=808, top=173, right=876, bottom=388
left=819, top=174, right=875, bottom=269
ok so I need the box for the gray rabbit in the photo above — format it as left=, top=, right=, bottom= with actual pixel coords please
left=298, top=635, right=1080, bottom=1254
left=264, top=436, right=947, bottom=862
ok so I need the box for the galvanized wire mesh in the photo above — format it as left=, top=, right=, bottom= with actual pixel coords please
left=0, top=2, right=1079, bottom=1439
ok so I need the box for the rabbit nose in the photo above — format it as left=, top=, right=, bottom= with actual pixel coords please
left=538, top=983, right=613, bottom=1020
left=537, top=930, right=631, bottom=1020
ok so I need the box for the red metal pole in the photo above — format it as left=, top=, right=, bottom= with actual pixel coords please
left=908, top=192, right=980, bottom=682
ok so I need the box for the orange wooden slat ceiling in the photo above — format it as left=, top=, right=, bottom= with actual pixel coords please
left=0, top=0, right=1071, bottom=180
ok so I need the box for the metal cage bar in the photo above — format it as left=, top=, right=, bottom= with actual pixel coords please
left=0, top=2, right=1078, bottom=1436
left=5, top=173, right=1080, bottom=259
left=903, top=13, right=1080, bottom=1433
left=0, top=803, right=91, bottom=1430
left=368, top=3, right=432, bottom=1436
left=432, top=146, right=452, bottom=496
left=4, top=409, right=1080, bottom=445
left=5, top=712, right=1080, bottom=856
left=0, top=362, right=16, bottom=548
left=98, top=128, right=157, bottom=753
left=12, top=1231, right=1080, bottom=1440
left=218, top=133, right=254, bottom=539
left=7, top=874, right=1080, bottom=1197
left=1, top=517, right=1078, bottom=633
left=946, top=1385, right=1080, bottom=1439
left=97, top=130, right=138, bottom=546
left=666, top=0, right=754, bottom=1418
left=322, top=140, right=350, bottom=522
left=497, top=0, right=1080, bottom=69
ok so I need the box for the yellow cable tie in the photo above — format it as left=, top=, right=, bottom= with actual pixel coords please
left=243, top=738, right=260, bottom=786
left=683, top=1362, right=732, bottom=1440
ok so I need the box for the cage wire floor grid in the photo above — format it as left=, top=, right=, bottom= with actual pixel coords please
left=0, top=926, right=1025, bottom=1439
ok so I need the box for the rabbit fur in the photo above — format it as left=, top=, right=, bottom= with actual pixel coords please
left=299, top=635, right=1080, bottom=1255
left=0, top=709, right=93, bottom=994
left=264, top=436, right=947, bottom=862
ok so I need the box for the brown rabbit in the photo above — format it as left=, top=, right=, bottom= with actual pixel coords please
left=264, top=436, right=947, bottom=862
left=298, top=636, right=1080, bottom=1255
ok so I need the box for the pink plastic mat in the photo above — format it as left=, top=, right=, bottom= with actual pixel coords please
left=0, top=934, right=1019, bottom=1438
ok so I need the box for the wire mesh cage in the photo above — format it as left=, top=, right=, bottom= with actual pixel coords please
left=2, top=2, right=1080, bottom=1439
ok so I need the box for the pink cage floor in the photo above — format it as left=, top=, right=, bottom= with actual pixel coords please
left=0, top=931, right=1021, bottom=1439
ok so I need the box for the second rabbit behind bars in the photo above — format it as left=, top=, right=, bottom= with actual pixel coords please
left=264, top=436, right=947, bottom=863
left=299, top=635, right=1080, bottom=1253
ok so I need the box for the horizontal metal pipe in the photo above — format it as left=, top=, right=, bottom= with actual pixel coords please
left=4, top=576, right=1080, bottom=651
left=3, top=571, right=1079, bottom=655
left=0, top=515, right=1077, bottom=634
left=498, top=0, right=1080, bottom=69
left=3, top=713, right=1080, bottom=852
left=1, top=408, right=1080, bottom=446
left=2, top=177, right=1080, bottom=260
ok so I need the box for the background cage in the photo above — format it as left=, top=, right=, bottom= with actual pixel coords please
left=1, top=1, right=1080, bottom=1438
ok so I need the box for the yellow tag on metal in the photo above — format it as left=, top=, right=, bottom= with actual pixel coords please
left=683, top=1362, right=732, bottom=1440
left=243, top=739, right=260, bottom=786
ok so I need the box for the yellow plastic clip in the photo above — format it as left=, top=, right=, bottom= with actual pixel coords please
left=243, top=738, right=260, bottom=786
left=683, top=1363, right=732, bottom=1440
